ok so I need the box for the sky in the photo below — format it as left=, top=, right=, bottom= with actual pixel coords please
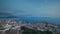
left=0, top=0, right=60, bottom=24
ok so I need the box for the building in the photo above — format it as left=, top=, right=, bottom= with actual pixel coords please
left=0, top=23, right=22, bottom=34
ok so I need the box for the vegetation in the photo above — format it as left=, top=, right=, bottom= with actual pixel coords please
left=21, top=26, right=53, bottom=34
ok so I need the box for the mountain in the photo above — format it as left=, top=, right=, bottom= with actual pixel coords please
left=17, top=17, right=60, bottom=25
left=0, top=12, right=60, bottom=25
left=0, top=12, right=18, bottom=18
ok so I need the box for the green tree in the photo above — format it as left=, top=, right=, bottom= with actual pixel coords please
left=21, top=26, right=53, bottom=34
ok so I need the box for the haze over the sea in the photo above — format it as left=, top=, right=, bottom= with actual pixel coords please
left=0, top=0, right=60, bottom=25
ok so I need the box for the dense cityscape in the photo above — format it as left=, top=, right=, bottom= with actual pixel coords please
left=0, top=0, right=60, bottom=34
left=0, top=18, right=60, bottom=34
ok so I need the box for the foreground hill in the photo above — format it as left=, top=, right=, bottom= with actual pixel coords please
left=21, top=26, right=53, bottom=34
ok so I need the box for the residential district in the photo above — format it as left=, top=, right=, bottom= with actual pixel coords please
left=0, top=18, right=60, bottom=34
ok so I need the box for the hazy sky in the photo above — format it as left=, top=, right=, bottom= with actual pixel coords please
left=0, top=0, right=60, bottom=17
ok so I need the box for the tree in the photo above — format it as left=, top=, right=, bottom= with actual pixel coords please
left=21, top=26, right=53, bottom=34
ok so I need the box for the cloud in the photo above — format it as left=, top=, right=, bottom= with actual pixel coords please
left=0, top=0, right=60, bottom=17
